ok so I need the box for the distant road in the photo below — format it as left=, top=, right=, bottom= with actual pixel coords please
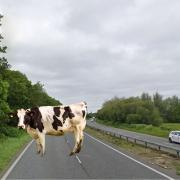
left=87, top=121, right=180, bottom=153
left=3, top=133, right=174, bottom=179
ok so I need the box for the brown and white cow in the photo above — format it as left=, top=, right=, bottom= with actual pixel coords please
left=10, top=102, right=87, bottom=156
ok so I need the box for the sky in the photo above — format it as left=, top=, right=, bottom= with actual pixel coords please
left=0, top=0, right=180, bottom=112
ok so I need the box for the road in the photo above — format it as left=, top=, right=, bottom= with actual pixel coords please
left=3, top=133, right=174, bottom=179
left=87, top=121, right=180, bottom=152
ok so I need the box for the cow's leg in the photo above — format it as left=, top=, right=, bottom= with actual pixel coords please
left=75, top=129, right=84, bottom=154
left=69, top=127, right=80, bottom=156
left=75, top=120, right=86, bottom=154
left=35, top=138, right=41, bottom=154
left=38, top=132, right=45, bottom=156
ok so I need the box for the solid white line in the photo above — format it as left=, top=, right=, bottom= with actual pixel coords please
left=75, top=155, right=82, bottom=164
left=1, top=140, right=34, bottom=180
left=84, top=132, right=174, bottom=180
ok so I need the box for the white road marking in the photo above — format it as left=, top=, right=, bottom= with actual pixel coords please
left=1, top=140, right=34, bottom=180
left=85, top=132, right=174, bottom=180
left=64, top=136, right=82, bottom=164
left=75, top=155, right=82, bottom=164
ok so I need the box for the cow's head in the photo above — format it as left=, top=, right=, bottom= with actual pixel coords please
left=9, top=109, right=29, bottom=129
left=17, top=109, right=27, bottom=129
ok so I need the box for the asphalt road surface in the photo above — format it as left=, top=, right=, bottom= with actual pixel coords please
left=4, top=133, right=174, bottom=179
left=87, top=121, right=180, bottom=151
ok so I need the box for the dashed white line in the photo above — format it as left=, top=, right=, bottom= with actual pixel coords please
left=65, top=137, right=82, bottom=164
left=85, top=132, right=174, bottom=180
left=75, top=155, right=82, bottom=164
left=1, top=140, right=34, bottom=180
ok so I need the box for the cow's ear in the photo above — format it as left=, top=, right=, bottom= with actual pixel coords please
left=26, top=109, right=30, bottom=113
left=29, top=111, right=35, bottom=117
left=8, top=112, right=14, bottom=118
left=26, top=110, right=34, bottom=117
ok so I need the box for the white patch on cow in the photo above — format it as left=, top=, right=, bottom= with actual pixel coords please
left=17, top=109, right=26, bottom=129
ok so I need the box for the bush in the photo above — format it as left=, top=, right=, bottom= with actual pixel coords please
left=151, top=108, right=163, bottom=126
left=126, top=114, right=141, bottom=124
left=0, top=124, right=23, bottom=137
left=151, top=117, right=163, bottom=126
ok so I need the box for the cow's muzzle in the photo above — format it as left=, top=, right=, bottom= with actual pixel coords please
left=18, top=125, right=25, bottom=129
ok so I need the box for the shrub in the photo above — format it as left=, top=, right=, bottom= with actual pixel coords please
left=126, top=114, right=141, bottom=124
left=0, top=124, right=23, bottom=137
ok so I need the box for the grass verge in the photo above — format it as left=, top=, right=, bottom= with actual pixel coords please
left=96, top=119, right=180, bottom=138
left=0, top=133, right=31, bottom=174
left=85, top=126, right=180, bottom=175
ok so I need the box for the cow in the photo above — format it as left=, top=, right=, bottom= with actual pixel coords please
left=9, top=102, right=87, bottom=156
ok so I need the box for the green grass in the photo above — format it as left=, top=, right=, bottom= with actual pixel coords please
left=96, top=119, right=180, bottom=138
left=0, top=133, right=31, bottom=174
left=173, top=162, right=180, bottom=175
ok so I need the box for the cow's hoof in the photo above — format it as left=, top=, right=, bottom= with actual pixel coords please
left=37, top=150, right=41, bottom=154
left=69, top=152, right=75, bottom=156
left=40, top=151, right=45, bottom=157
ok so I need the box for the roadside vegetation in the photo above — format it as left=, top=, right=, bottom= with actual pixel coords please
left=96, top=93, right=180, bottom=127
left=0, top=131, right=30, bottom=173
left=85, top=126, right=180, bottom=175
left=90, top=91, right=180, bottom=137
left=0, top=15, right=61, bottom=174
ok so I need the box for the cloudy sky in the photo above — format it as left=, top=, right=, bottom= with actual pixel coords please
left=0, top=0, right=180, bottom=112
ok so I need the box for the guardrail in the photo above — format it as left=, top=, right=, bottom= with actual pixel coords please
left=87, top=123, right=180, bottom=158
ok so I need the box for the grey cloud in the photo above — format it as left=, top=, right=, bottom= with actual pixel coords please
left=1, top=0, right=180, bottom=112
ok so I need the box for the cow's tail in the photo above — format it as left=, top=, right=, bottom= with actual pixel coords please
left=81, top=101, right=87, bottom=119
left=80, top=101, right=87, bottom=130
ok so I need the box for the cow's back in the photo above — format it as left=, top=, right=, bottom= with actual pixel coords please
left=36, top=103, right=87, bottom=133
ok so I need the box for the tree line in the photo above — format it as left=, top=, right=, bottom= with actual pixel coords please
left=96, top=92, right=180, bottom=126
left=0, top=15, right=61, bottom=136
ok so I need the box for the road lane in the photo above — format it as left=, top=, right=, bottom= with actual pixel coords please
left=7, top=136, right=87, bottom=179
left=5, top=133, right=173, bottom=179
left=87, top=121, right=180, bottom=151
left=67, top=133, right=172, bottom=179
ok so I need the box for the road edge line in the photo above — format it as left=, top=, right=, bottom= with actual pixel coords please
left=1, top=140, right=34, bottom=180
left=85, top=132, right=174, bottom=180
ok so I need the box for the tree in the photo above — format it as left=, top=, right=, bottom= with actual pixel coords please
left=141, top=92, right=151, bottom=101
left=0, top=80, right=10, bottom=121
left=0, top=14, right=10, bottom=79
left=0, top=14, right=10, bottom=121
left=163, top=96, right=180, bottom=122
left=5, top=71, right=61, bottom=109
left=29, top=82, right=61, bottom=106
left=5, top=70, right=32, bottom=109
left=96, top=94, right=163, bottom=126
left=153, top=92, right=163, bottom=108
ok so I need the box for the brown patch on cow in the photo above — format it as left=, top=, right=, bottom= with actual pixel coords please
left=62, top=106, right=75, bottom=123
left=24, top=107, right=44, bottom=132
left=52, top=115, right=63, bottom=130
left=53, top=107, right=60, bottom=117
